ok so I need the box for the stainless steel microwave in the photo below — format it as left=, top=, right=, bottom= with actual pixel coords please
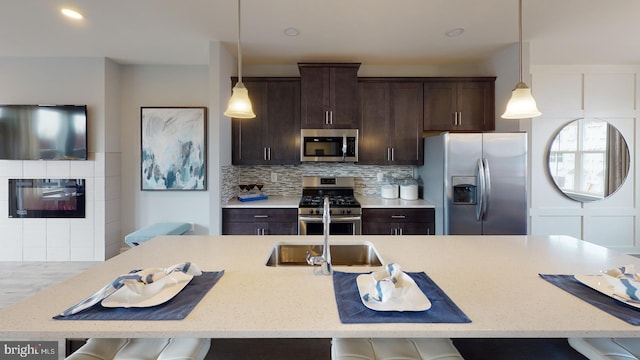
left=300, top=129, right=358, bottom=162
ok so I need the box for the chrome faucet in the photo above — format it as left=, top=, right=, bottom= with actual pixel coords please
left=306, top=196, right=332, bottom=275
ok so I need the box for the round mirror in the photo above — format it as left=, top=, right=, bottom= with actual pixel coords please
left=547, top=118, right=630, bottom=202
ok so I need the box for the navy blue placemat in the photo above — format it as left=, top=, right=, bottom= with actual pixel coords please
left=53, top=271, right=224, bottom=321
left=540, top=274, right=640, bottom=326
left=333, top=271, right=471, bottom=324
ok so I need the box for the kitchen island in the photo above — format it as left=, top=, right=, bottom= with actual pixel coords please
left=1, top=234, right=639, bottom=340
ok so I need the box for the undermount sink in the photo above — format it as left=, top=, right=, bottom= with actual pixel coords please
left=265, top=241, right=383, bottom=267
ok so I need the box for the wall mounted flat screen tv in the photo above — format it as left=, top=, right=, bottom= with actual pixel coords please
left=0, top=104, right=88, bottom=160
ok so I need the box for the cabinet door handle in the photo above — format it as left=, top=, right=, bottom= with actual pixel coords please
left=458, top=112, right=462, bottom=126
left=263, top=147, right=268, bottom=161
left=254, top=215, right=269, bottom=218
left=329, top=111, right=333, bottom=125
left=387, top=147, right=391, bottom=161
left=391, top=147, right=395, bottom=161
left=399, top=228, right=403, bottom=236
left=391, top=215, right=406, bottom=219
left=324, top=111, right=329, bottom=125
left=261, top=228, right=266, bottom=235
left=267, top=147, right=271, bottom=161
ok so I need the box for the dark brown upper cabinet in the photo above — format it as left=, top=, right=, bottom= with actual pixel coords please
left=231, top=78, right=300, bottom=165
left=299, top=63, right=360, bottom=129
left=423, top=78, right=495, bottom=131
left=358, top=80, right=424, bottom=165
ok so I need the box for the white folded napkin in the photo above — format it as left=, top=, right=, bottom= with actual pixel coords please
left=58, top=262, right=202, bottom=316
left=362, top=263, right=405, bottom=303
left=602, top=265, right=640, bottom=301
left=121, top=262, right=202, bottom=297
left=131, top=262, right=202, bottom=284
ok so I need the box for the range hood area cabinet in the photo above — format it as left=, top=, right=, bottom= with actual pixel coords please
left=299, top=63, right=360, bottom=129
left=231, top=78, right=301, bottom=165
left=358, top=80, right=424, bottom=165
left=423, top=78, right=495, bottom=131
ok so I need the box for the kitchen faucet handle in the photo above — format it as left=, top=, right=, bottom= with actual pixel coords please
left=306, top=250, right=320, bottom=266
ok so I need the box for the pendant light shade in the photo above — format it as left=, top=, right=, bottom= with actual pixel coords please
left=501, top=0, right=541, bottom=119
left=224, top=81, right=255, bottom=118
left=224, top=0, right=255, bottom=119
left=502, top=82, right=541, bottom=119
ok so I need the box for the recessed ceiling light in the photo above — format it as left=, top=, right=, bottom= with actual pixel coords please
left=284, top=27, right=299, bottom=36
left=445, top=28, right=465, bottom=37
left=61, top=8, right=84, bottom=20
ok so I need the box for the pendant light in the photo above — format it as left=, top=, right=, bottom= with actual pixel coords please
left=501, top=0, right=541, bottom=119
left=224, top=0, right=256, bottom=119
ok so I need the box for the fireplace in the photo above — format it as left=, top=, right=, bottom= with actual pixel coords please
left=8, top=178, right=86, bottom=218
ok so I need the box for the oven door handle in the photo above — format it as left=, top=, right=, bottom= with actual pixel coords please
left=298, top=216, right=362, bottom=222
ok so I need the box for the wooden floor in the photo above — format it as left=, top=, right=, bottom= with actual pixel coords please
left=2, top=262, right=587, bottom=359
left=0, top=261, right=99, bottom=309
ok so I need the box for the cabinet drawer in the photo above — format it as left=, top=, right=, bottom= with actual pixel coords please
left=362, top=208, right=434, bottom=223
left=222, top=221, right=298, bottom=236
left=222, top=208, right=297, bottom=223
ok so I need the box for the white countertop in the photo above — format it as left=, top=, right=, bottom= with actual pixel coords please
left=357, top=196, right=435, bottom=208
left=1, top=234, right=640, bottom=340
left=222, top=195, right=435, bottom=209
left=223, top=195, right=300, bottom=208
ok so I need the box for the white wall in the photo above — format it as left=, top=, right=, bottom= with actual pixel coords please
left=529, top=65, right=639, bottom=253
left=208, top=42, right=234, bottom=235
left=104, top=59, right=123, bottom=258
left=118, top=64, right=211, bottom=239
left=480, top=43, right=523, bottom=133
left=0, top=58, right=109, bottom=261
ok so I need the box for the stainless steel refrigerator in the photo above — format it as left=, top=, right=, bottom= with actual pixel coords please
left=418, top=132, right=528, bottom=235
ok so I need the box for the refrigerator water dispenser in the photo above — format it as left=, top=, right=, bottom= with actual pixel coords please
left=452, top=176, right=476, bottom=204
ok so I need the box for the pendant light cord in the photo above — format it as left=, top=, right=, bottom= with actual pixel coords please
left=518, top=0, right=523, bottom=83
left=237, top=0, right=243, bottom=83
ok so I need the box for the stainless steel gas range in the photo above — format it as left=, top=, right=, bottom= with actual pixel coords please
left=298, top=176, right=361, bottom=235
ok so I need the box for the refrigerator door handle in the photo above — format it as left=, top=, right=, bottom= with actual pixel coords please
left=482, top=157, right=491, bottom=220
left=475, top=158, right=485, bottom=221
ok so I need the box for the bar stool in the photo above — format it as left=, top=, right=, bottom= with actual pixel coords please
left=332, top=338, right=465, bottom=360
left=65, top=338, right=211, bottom=360
left=568, top=338, right=640, bottom=360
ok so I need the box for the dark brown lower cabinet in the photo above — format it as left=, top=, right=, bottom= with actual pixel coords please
left=222, top=208, right=298, bottom=235
left=362, top=208, right=435, bottom=235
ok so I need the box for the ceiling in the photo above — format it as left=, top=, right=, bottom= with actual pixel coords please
left=1, top=0, right=639, bottom=67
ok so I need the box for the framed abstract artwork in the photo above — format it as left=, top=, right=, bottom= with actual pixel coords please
left=141, top=107, right=207, bottom=191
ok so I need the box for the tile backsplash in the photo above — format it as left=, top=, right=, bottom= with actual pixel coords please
left=221, top=163, right=414, bottom=202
